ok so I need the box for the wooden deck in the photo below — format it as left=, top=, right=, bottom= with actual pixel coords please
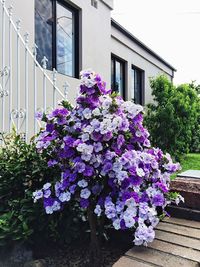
left=113, top=217, right=200, bottom=267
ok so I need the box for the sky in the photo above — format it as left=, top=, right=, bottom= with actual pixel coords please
left=111, top=0, right=200, bottom=85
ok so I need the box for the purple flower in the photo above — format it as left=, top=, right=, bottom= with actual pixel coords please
left=48, top=159, right=58, bottom=167
left=130, top=176, right=142, bottom=186
left=152, top=193, right=165, bottom=206
left=83, top=166, right=94, bottom=177
left=117, top=134, right=125, bottom=148
left=80, top=198, right=89, bottom=208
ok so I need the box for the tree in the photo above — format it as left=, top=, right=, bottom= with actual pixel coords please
left=145, top=75, right=200, bottom=160
left=33, top=70, right=182, bottom=266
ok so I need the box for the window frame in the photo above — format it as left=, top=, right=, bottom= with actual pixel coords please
left=35, top=0, right=79, bottom=78
left=131, top=65, right=145, bottom=105
left=111, top=54, right=126, bottom=99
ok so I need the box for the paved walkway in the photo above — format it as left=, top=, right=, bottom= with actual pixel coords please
left=113, top=217, right=200, bottom=267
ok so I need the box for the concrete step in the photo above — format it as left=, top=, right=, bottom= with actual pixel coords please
left=156, top=222, right=200, bottom=239
left=126, top=246, right=199, bottom=267
left=155, top=229, right=200, bottom=251
left=162, top=217, right=200, bottom=229
left=113, top=217, right=200, bottom=267
left=149, top=239, right=200, bottom=262
left=113, top=256, right=157, bottom=267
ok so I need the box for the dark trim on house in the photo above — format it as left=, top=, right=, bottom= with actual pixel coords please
left=111, top=18, right=176, bottom=72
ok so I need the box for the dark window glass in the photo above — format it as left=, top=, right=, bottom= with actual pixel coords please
left=35, top=0, right=78, bottom=77
left=57, top=2, right=75, bottom=76
left=131, top=67, right=144, bottom=105
left=35, top=0, right=53, bottom=69
left=111, top=56, right=125, bottom=97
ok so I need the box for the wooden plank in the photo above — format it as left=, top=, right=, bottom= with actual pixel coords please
left=162, top=217, right=200, bottom=229
left=113, top=256, right=157, bottom=267
left=149, top=239, right=200, bottom=262
left=156, top=222, right=200, bottom=239
left=155, top=230, right=200, bottom=251
left=126, top=247, right=198, bottom=267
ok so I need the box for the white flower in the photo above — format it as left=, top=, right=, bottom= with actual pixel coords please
left=83, top=125, right=93, bottom=134
left=94, top=205, right=102, bottom=217
left=78, top=179, right=88, bottom=188
left=80, top=188, right=91, bottom=199
left=136, top=168, right=145, bottom=177
left=83, top=108, right=92, bottom=119
left=124, top=215, right=135, bottom=228
left=33, top=190, right=43, bottom=203
left=43, top=183, right=51, bottom=191
left=113, top=219, right=121, bottom=230
left=116, top=171, right=128, bottom=182
left=113, top=161, right=123, bottom=172
left=59, top=191, right=71, bottom=202
left=52, top=200, right=61, bottom=211
left=92, top=108, right=101, bottom=116
left=81, top=133, right=90, bottom=142
left=135, top=130, right=142, bottom=137
left=45, top=206, right=54, bottom=214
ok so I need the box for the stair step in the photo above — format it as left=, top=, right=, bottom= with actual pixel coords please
left=155, top=229, right=200, bottom=251
left=113, top=217, right=200, bottom=267
left=113, top=256, right=157, bottom=267
left=126, top=246, right=199, bottom=267
left=162, top=217, right=200, bottom=229
left=149, top=239, right=200, bottom=262
left=156, top=222, right=200, bottom=239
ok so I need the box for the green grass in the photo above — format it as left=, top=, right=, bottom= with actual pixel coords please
left=171, top=153, right=200, bottom=180
left=180, top=153, right=200, bottom=172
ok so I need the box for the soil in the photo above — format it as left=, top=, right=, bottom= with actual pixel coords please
left=33, top=238, right=131, bottom=267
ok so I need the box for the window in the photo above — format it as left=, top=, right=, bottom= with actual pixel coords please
left=111, top=56, right=125, bottom=97
left=131, top=66, right=144, bottom=105
left=35, top=0, right=79, bottom=77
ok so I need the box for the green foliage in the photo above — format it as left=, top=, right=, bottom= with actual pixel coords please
left=0, top=132, right=85, bottom=247
left=144, top=75, right=200, bottom=159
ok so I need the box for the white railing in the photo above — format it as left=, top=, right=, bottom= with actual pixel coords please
left=0, top=0, right=70, bottom=141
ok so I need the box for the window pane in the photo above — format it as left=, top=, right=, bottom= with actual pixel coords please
left=131, top=68, right=135, bottom=101
left=115, top=60, right=124, bottom=96
left=134, top=69, right=142, bottom=105
left=56, top=2, right=74, bottom=76
left=35, top=0, right=53, bottom=69
left=111, top=58, right=115, bottom=91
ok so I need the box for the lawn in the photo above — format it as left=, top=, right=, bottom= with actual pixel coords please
left=171, top=153, right=200, bottom=180
left=180, top=153, right=200, bottom=172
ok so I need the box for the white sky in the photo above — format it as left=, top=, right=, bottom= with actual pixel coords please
left=111, top=0, right=200, bottom=85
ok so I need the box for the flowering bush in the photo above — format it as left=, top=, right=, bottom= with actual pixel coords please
left=33, top=70, right=182, bottom=246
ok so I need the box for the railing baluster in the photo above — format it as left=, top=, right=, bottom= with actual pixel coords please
left=1, top=0, right=5, bottom=133
left=41, top=56, right=48, bottom=112
left=33, top=44, right=38, bottom=134
left=63, top=81, right=70, bottom=100
left=24, top=32, right=29, bottom=142
left=53, top=68, right=57, bottom=109
left=8, top=5, right=13, bottom=132
left=16, top=19, right=21, bottom=132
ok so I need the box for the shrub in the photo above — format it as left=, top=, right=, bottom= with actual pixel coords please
left=0, top=132, right=84, bottom=247
left=33, top=70, right=182, bottom=266
left=144, top=75, right=200, bottom=159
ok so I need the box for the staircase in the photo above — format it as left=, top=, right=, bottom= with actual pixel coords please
left=0, top=0, right=69, bottom=141
left=113, top=217, right=200, bottom=267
